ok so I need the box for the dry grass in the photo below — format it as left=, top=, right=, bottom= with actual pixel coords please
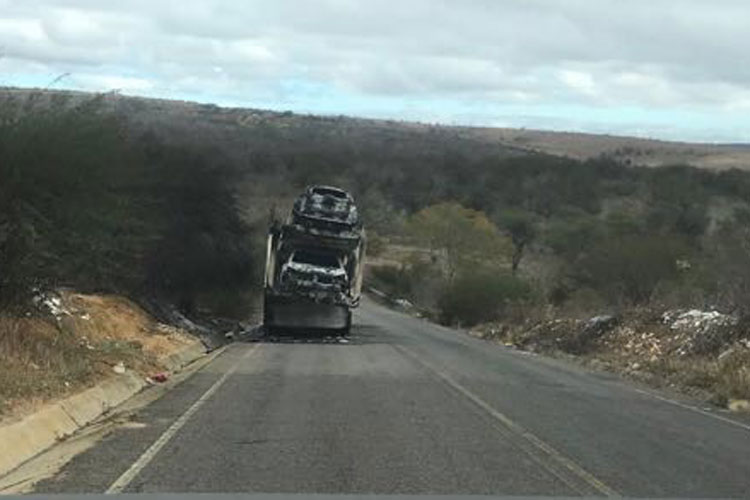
left=476, top=127, right=750, bottom=171
left=62, top=293, right=196, bottom=359
left=472, top=308, right=750, bottom=409
left=0, top=291, right=200, bottom=422
left=632, top=350, right=750, bottom=405
left=0, top=315, right=97, bottom=418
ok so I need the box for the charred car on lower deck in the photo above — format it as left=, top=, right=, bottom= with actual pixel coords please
left=278, top=249, right=349, bottom=304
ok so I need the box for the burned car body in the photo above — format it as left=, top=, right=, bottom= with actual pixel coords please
left=264, top=185, right=366, bottom=334
left=291, top=185, right=361, bottom=236
left=278, top=250, right=349, bottom=304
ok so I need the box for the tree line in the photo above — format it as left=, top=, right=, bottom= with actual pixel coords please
left=2, top=90, right=750, bottom=325
left=0, top=93, right=256, bottom=318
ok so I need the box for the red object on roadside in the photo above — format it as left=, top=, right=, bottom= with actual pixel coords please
left=151, top=372, right=168, bottom=383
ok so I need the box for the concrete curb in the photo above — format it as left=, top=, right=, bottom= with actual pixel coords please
left=0, top=341, right=207, bottom=478
left=159, top=342, right=207, bottom=372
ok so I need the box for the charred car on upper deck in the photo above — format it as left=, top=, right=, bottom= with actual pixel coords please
left=290, top=185, right=361, bottom=237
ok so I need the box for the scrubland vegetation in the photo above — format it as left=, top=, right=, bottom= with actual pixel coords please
left=2, top=89, right=750, bottom=406
left=0, top=91, right=256, bottom=318
left=3, top=89, right=750, bottom=325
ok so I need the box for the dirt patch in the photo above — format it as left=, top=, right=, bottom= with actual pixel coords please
left=0, top=291, right=201, bottom=423
left=62, top=293, right=196, bottom=360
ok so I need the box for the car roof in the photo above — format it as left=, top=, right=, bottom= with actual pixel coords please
left=309, top=185, right=350, bottom=198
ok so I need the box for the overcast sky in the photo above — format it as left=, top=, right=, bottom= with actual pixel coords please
left=1, top=0, right=749, bottom=142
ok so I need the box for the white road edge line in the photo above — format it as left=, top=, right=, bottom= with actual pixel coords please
left=394, top=344, right=619, bottom=498
left=105, top=344, right=261, bottom=494
left=631, top=387, right=750, bottom=432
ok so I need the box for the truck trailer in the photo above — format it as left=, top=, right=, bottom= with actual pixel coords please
left=263, top=186, right=365, bottom=334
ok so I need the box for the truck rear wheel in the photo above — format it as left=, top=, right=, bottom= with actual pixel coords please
left=262, top=294, right=275, bottom=336
left=340, top=310, right=352, bottom=336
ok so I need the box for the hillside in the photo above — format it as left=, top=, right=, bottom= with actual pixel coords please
left=2, top=85, right=750, bottom=408
left=3, top=87, right=749, bottom=174
left=472, top=128, right=750, bottom=170
left=2, top=86, right=750, bottom=328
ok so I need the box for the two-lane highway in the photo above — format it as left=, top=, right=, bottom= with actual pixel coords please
left=34, top=298, right=750, bottom=497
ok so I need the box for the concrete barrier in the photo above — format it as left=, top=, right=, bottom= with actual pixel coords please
left=0, top=342, right=206, bottom=478
left=160, top=342, right=206, bottom=372
left=0, top=404, right=78, bottom=477
left=59, top=371, right=145, bottom=428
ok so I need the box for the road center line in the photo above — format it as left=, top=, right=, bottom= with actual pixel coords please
left=393, top=344, right=619, bottom=497
left=105, top=344, right=261, bottom=494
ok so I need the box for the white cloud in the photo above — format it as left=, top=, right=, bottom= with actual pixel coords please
left=71, top=74, right=153, bottom=92
left=0, top=0, right=749, bottom=140
left=0, top=17, right=46, bottom=43
left=557, top=70, right=597, bottom=97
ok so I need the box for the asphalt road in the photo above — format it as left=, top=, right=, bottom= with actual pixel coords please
left=34, top=298, right=750, bottom=497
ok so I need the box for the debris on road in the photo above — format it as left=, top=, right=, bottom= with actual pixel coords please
left=662, top=309, right=738, bottom=332
left=661, top=309, right=740, bottom=356
left=585, top=314, right=619, bottom=335
left=395, top=298, right=413, bottom=310
left=32, top=291, right=70, bottom=320
left=148, top=372, right=169, bottom=383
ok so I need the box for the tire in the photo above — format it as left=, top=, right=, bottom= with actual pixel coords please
left=262, top=296, right=269, bottom=324
left=262, top=294, right=274, bottom=335
left=340, top=310, right=352, bottom=336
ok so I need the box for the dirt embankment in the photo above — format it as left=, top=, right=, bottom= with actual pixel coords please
left=0, top=291, right=202, bottom=423
left=471, top=308, right=750, bottom=411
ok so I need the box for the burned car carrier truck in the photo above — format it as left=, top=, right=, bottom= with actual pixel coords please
left=263, top=186, right=366, bottom=334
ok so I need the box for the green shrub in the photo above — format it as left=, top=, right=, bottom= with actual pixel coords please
left=370, top=265, right=414, bottom=297
left=438, top=271, right=531, bottom=326
left=0, top=93, right=257, bottom=318
left=574, top=234, right=691, bottom=305
left=366, top=232, right=387, bottom=257
left=0, top=94, right=140, bottom=303
left=544, top=215, right=604, bottom=261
